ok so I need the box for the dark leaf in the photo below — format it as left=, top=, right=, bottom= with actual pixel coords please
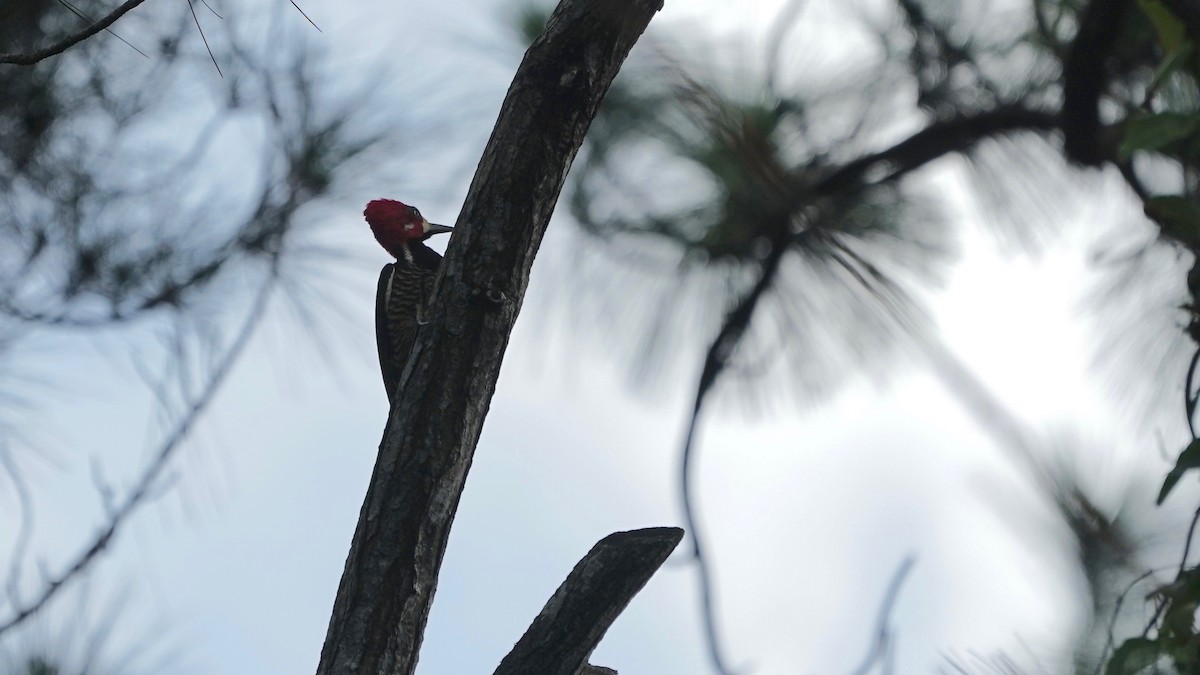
left=1157, top=437, right=1200, bottom=504
left=1139, top=0, right=1187, bottom=53
left=1119, top=112, right=1199, bottom=160
left=1144, top=195, right=1200, bottom=245
left=1105, top=637, right=1161, bottom=675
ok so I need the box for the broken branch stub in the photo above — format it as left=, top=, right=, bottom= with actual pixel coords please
left=495, top=527, right=685, bottom=675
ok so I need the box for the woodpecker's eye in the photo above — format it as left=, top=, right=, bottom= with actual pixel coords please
left=407, top=206, right=420, bottom=219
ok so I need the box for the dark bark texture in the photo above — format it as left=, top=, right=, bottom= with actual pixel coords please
left=315, top=1, right=662, bottom=673
left=494, top=527, right=683, bottom=675
left=1061, top=0, right=1129, bottom=166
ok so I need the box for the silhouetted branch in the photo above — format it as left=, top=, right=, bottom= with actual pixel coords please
left=670, top=101, right=1060, bottom=675
left=0, top=279, right=273, bottom=636
left=670, top=100, right=1060, bottom=675
left=895, top=0, right=1001, bottom=110
left=1061, top=0, right=1128, bottom=166
left=1100, top=568, right=1162, bottom=671
left=850, top=556, right=915, bottom=675
left=53, top=0, right=148, bottom=59
left=494, top=528, right=683, bottom=675
left=314, top=1, right=662, bottom=673
left=0, top=444, right=34, bottom=612
left=1185, top=348, right=1200, bottom=438
left=1180, top=505, right=1200, bottom=575
left=0, top=0, right=153, bottom=65
left=678, top=236, right=789, bottom=675
left=816, top=105, right=1060, bottom=196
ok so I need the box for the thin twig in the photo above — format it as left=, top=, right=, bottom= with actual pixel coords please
left=0, top=0, right=153, bottom=65
left=0, top=445, right=35, bottom=612
left=1096, top=568, right=1161, bottom=675
left=679, top=238, right=789, bottom=675
left=0, top=280, right=272, bottom=636
left=851, top=556, right=916, bottom=675
left=1179, top=506, right=1200, bottom=576
left=894, top=0, right=1001, bottom=104
left=1184, top=348, right=1200, bottom=438
left=1141, top=593, right=1168, bottom=638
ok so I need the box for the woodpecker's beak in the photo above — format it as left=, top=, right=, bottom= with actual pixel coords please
left=423, top=221, right=453, bottom=236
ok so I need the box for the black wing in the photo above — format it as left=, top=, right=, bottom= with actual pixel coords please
left=375, top=245, right=444, bottom=406
left=375, top=263, right=401, bottom=405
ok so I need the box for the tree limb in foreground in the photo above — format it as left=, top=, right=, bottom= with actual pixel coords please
left=495, top=527, right=683, bottom=675
left=315, top=1, right=663, bottom=674
left=0, top=0, right=153, bottom=65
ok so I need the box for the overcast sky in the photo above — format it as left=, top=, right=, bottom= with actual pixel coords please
left=1, top=1, right=1192, bottom=674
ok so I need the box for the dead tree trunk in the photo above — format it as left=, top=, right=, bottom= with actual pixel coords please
left=315, top=1, right=665, bottom=673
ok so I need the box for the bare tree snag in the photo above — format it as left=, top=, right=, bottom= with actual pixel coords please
left=315, top=1, right=663, bottom=674
left=494, top=527, right=684, bottom=675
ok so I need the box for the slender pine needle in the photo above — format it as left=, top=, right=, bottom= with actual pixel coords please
left=200, top=0, right=225, bottom=20
left=55, top=0, right=149, bottom=58
left=289, top=1, right=322, bottom=32
left=186, top=0, right=222, bottom=77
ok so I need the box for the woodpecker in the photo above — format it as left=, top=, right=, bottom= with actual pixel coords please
left=364, top=199, right=453, bottom=405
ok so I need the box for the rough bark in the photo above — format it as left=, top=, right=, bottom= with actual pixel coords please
left=315, top=1, right=662, bottom=673
left=494, top=528, right=683, bottom=675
